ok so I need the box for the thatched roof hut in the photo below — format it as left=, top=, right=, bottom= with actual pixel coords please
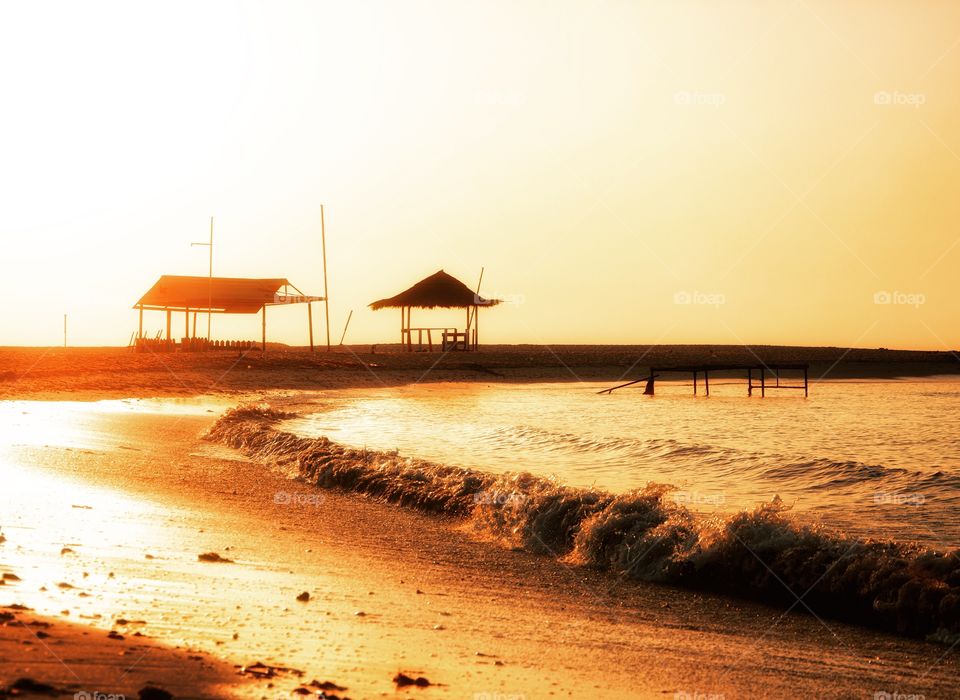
left=369, top=270, right=499, bottom=352
left=369, top=270, right=499, bottom=310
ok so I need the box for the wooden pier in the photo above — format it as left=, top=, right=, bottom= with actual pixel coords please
left=598, top=363, right=809, bottom=397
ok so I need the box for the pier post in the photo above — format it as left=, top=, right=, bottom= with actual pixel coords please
left=760, top=370, right=765, bottom=398
left=693, top=371, right=697, bottom=395
left=704, top=371, right=710, bottom=396
left=804, top=367, right=808, bottom=397
left=748, top=368, right=752, bottom=396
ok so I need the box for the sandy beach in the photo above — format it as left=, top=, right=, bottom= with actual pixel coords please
left=8, top=0, right=960, bottom=696
left=2, top=345, right=958, bottom=402
left=3, top=348, right=960, bottom=698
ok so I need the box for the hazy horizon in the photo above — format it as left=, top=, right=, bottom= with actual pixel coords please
left=3, top=1, right=960, bottom=350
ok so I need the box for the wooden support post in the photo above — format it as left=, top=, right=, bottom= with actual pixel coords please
left=693, top=371, right=697, bottom=395
left=776, top=368, right=780, bottom=387
left=748, top=368, right=752, bottom=396
left=165, top=309, right=172, bottom=342
left=704, top=371, right=709, bottom=396
left=406, top=307, right=412, bottom=352
left=804, top=367, right=809, bottom=397
left=192, top=312, right=197, bottom=338
left=262, top=306, right=267, bottom=353
left=761, top=370, right=765, bottom=398
left=474, top=306, right=479, bottom=350
left=138, top=305, right=144, bottom=338
left=308, top=303, right=315, bottom=352
left=185, top=308, right=190, bottom=339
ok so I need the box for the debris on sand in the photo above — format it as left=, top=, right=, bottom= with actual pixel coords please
left=2, top=573, right=20, bottom=582
left=296, top=591, right=310, bottom=602
left=393, top=673, right=433, bottom=688
left=308, top=680, right=347, bottom=692
left=107, top=631, right=125, bottom=640
left=60, top=547, right=75, bottom=556
left=138, top=686, right=173, bottom=700
left=237, top=661, right=305, bottom=680
left=2, top=678, right=61, bottom=696
left=197, top=552, right=233, bottom=563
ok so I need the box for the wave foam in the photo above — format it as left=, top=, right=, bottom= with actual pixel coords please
left=207, top=405, right=960, bottom=642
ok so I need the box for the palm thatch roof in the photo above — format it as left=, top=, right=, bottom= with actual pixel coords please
left=369, top=270, right=500, bottom=310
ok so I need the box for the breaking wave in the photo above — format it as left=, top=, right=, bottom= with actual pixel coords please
left=207, top=404, right=960, bottom=643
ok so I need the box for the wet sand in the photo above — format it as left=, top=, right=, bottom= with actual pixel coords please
left=3, top=399, right=960, bottom=698
left=0, top=607, right=239, bottom=699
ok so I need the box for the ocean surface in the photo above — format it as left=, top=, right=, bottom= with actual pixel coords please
left=281, top=378, right=960, bottom=547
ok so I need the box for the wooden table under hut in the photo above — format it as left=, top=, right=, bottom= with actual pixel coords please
left=369, top=270, right=500, bottom=352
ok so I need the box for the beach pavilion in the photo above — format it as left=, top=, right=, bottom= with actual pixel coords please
left=133, top=275, right=326, bottom=352
left=369, top=269, right=500, bottom=352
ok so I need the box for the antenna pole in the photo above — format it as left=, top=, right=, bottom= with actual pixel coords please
left=321, top=204, right=331, bottom=351
left=191, top=218, right=215, bottom=342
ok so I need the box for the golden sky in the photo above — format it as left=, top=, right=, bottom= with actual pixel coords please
left=2, top=0, right=959, bottom=349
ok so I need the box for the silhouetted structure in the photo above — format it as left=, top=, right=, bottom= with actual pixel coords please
left=133, top=276, right=325, bottom=352
left=369, top=270, right=499, bottom=351
left=599, top=364, right=809, bottom=397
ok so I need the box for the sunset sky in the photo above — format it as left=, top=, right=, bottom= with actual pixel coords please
left=2, top=0, right=959, bottom=349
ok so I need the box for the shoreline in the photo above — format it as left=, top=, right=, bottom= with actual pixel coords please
left=1, top=345, right=958, bottom=403
left=2, top=396, right=960, bottom=698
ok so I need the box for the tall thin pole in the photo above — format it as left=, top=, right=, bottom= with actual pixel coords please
left=207, top=216, right=213, bottom=342
left=192, top=218, right=214, bottom=342
left=469, top=267, right=485, bottom=350
left=321, top=205, right=331, bottom=351
left=339, top=310, right=353, bottom=346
